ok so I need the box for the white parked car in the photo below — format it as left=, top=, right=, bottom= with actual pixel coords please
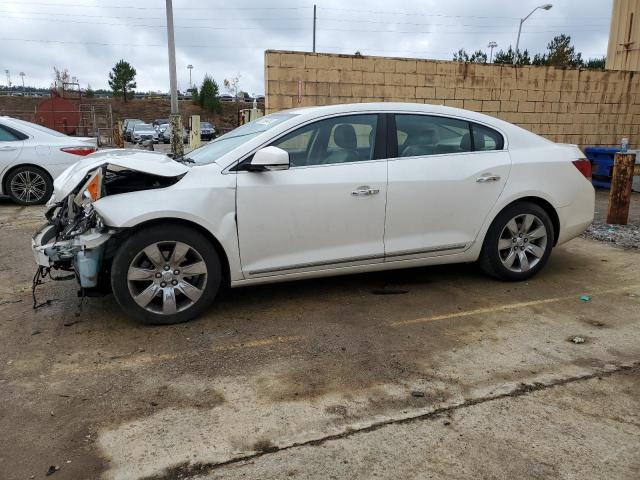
left=32, top=103, right=594, bottom=324
left=0, top=117, right=97, bottom=205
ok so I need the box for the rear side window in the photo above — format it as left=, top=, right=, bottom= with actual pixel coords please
left=472, top=124, right=504, bottom=151
left=0, top=125, right=21, bottom=141
left=395, top=115, right=471, bottom=158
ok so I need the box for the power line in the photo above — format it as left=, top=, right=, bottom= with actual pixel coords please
left=0, top=10, right=307, bottom=22
left=0, top=15, right=607, bottom=34
left=0, top=15, right=311, bottom=29
left=0, top=37, right=309, bottom=49
left=319, top=6, right=609, bottom=21
left=316, top=17, right=608, bottom=28
left=0, top=1, right=312, bottom=10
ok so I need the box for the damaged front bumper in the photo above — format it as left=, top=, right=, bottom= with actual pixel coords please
left=32, top=223, right=113, bottom=288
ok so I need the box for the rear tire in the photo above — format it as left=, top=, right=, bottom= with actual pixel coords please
left=479, top=201, right=554, bottom=281
left=5, top=166, right=53, bottom=205
left=111, top=224, right=221, bottom=325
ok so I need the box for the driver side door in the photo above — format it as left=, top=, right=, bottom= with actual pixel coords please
left=236, top=114, right=388, bottom=278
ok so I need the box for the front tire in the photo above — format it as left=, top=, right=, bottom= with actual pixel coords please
left=111, top=224, right=221, bottom=324
left=5, top=166, right=53, bottom=205
left=479, top=201, right=554, bottom=281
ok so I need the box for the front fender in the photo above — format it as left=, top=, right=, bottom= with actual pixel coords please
left=92, top=181, right=242, bottom=281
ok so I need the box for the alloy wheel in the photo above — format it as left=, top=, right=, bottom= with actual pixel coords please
left=127, top=241, right=208, bottom=315
left=497, top=214, right=548, bottom=273
left=10, top=170, right=47, bottom=203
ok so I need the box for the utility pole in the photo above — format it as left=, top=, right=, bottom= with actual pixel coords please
left=312, top=4, right=316, bottom=53
left=19, top=72, right=25, bottom=95
left=5, top=70, right=11, bottom=89
left=187, top=64, right=193, bottom=90
left=165, top=0, right=183, bottom=156
left=488, top=41, right=497, bottom=63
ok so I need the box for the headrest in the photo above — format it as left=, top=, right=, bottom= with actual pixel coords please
left=460, top=133, right=471, bottom=151
left=334, top=124, right=357, bottom=150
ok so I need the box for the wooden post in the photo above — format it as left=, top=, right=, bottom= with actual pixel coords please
left=113, top=121, right=124, bottom=148
left=607, top=153, right=635, bottom=224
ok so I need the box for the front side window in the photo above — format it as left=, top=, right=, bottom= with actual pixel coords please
left=272, top=114, right=378, bottom=167
left=0, top=125, right=20, bottom=141
left=395, top=115, right=471, bottom=158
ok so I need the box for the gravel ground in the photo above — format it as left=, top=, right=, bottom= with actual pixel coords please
left=581, top=189, right=640, bottom=249
left=582, top=222, right=640, bottom=249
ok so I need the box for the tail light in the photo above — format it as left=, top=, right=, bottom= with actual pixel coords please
left=60, top=146, right=96, bottom=156
left=572, top=159, right=592, bottom=180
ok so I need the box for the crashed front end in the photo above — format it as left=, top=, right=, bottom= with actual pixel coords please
left=32, top=158, right=187, bottom=292
left=32, top=167, right=115, bottom=289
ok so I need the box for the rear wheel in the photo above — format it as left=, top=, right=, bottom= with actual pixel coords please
left=5, top=166, right=53, bottom=205
left=479, top=201, right=554, bottom=281
left=111, top=224, right=221, bottom=324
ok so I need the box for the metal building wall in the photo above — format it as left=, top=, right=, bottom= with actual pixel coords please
left=607, top=0, right=640, bottom=71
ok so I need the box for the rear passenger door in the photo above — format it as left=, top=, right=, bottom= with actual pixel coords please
left=384, top=114, right=511, bottom=260
left=0, top=123, right=24, bottom=170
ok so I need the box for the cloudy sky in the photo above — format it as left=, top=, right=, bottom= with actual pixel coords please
left=0, top=0, right=612, bottom=95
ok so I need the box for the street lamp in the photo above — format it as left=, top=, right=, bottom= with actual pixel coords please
left=514, top=4, right=552, bottom=65
left=488, top=41, right=498, bottom=63
left=187, top=64, right=193, bottom=90
left=19, top=72, right=25, bottom=96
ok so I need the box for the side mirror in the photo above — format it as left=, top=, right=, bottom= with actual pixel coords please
left=248, top=146, right=290, bottom=171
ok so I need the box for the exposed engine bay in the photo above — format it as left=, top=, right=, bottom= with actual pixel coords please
left=31, top=163, right=185, bottom=300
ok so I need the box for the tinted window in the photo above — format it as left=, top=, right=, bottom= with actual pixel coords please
left=395, top=115, right=471, bottom=157
left=272, top=114, right=378, bottom=167
left=0, top=125, right=20, bottom=141
left=472, top=124, right=504, bottom=151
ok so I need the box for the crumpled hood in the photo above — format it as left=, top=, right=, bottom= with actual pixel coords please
left=50, top=149, right=190, bottom=202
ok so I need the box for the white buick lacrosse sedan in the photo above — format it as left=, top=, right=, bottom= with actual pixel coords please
left=32, top=103, right=594, bottom=324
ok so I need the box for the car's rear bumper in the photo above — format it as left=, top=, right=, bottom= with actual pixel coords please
left=556, top=183, right=595, bottom=245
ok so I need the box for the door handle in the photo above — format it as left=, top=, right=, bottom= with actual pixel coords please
left=476, top=173, right=501, bottom=183
left=351, top=186, right=380, bottom=196
left=0, top=146, right=17, bottom=152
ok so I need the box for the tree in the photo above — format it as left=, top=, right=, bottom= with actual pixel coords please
left=108, top=60, right=137, bottom=102
left=469, top=50, right=488, bottom=63
left=545, top=34, right=582, bottom=67
left=493, top=46, right=531, bottom=65
left=198, top=75, right=222, bottom=113
left=52, top=67, right=70, bottom=95
left=453, top=49, right=469, bottom=62
left=85, top=84, right=95, bottom=98
left=223, top=74, right=241, bottom=101
left=584, top=56, right=606, bottom=69
left=191, top=85, right=199, bottom=105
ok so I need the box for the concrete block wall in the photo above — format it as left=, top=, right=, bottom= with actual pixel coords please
left=265, top=50, right=640, bottom=148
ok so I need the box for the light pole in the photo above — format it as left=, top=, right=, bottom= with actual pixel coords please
left=187, top=64, right=193, bottom=90
left=488, top=41, right=497, bottom=63
left=19, top=72, right=25, bottom=96
left=514, top=4, right=552, bottom=65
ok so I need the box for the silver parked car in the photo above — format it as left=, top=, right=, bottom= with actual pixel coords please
left=132, top=123, right=158, bottom=144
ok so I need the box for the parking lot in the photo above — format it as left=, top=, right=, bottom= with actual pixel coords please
left=1, top=191, right=639, bottom=480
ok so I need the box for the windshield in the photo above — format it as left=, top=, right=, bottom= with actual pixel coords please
left=135, top=124, right=154, bottom=132
left=201, top=122, right=212, bottom=128
left=186, top=113, right=297, bottom=165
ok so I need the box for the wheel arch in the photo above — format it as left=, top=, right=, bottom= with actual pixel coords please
left=1, top=163, right=53, bottom=195
left=491, top=196, right=560, bottom=246
left=115, top=218, right=232, bottom=288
